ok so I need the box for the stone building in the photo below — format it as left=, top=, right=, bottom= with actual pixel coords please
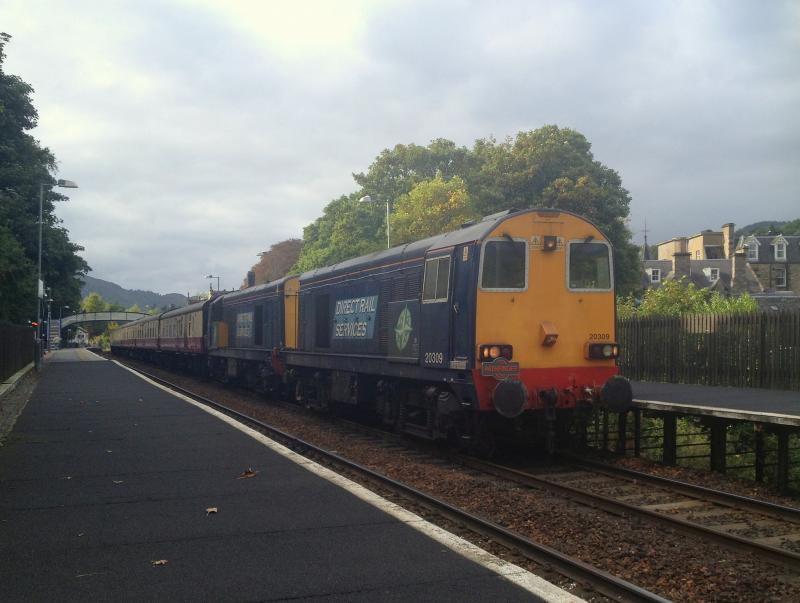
left=642, top=223, right=800, bottom=309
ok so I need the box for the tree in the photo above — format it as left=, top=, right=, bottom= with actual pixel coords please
left=0, top=33, right=88, bottom=323
left=81, top=292, right=108, bottom=313
left=467, top=127, right=639, bottom=292
left=243, top=238, right=302, bottom=287
left=126, top=304, right=143, bottom=313
left=353, top=138, right=474, bottom=204
left=293, top=193, right=387, bottom=272
left=0, top=223, right=35, bottom=322
left=779, top=218, right=800, bottom=235
left=390, top=175, right=477, bottom=245
left=294, top=126, right=639, bottom=291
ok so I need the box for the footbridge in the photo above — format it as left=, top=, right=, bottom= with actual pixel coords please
left=61, top=311, right=149, bottom=328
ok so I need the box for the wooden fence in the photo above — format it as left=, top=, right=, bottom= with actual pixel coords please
left=618, top=309, right=800, bottom=390
left=0, top=322, right=35, bottom=383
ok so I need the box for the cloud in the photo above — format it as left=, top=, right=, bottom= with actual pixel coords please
left=3, top=0, right=798, bottom=293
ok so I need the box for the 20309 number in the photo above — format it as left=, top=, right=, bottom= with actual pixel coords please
left=589, top=333, right=611, bottom=341
left=425, top=352, right=444, bottom=364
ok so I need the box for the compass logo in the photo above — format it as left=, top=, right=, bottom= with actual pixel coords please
left=395, top=305, right=413, bottom=351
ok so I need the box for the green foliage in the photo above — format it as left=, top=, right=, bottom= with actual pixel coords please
left=0, top=223, right=35, bottom=322
left=0, top=34, right=88, bottom=323
left=617, top=278, right=759, bottom=318
left=80, top=292, right=108, bottom=313
left=779, top=218, right=800, bottom=235
left=391, top=176, right=476, bottom=245
left=353, top=138, right=474, bottom=203
left=293, top=193, right=386, bottom=272
left=296, top=126, right=639, bottom=292
left=126, top=304, right=143, bottom=313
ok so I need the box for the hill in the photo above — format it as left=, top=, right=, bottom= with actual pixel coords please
left=81, top=275, right=187, bottom=310
left=736, top=221, right=788, bottom=236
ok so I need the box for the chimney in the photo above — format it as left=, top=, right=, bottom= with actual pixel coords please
left=731, top=250, right=747, bottom=287
left=247, top=271, right=256, bottom=288
left=722, top=223, right=735, bottom=259
left=672, top=252, right=691, bottom=280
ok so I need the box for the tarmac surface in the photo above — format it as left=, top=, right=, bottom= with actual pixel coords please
left=0, top=350, right=565, bottom=602
left=632, top=380, right=800, bottom=418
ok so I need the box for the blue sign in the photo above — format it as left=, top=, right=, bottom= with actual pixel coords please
left=333, top=295, right=378, bottom=339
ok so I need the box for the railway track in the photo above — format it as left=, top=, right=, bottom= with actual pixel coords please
left=327, top=417, right=800, bottom=573
left=121, top=361, right=668, bottom=603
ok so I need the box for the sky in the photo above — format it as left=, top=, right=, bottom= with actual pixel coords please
left=4, top=0, right=799, bottom=294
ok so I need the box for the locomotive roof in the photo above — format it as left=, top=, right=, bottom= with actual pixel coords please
left=216, top=275, right=293, bottom=304
left=160, top=299, right=208, bottom=319
left=298, top=208, right=581, bottom=284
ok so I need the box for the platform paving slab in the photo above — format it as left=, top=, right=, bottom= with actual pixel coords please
left=0, top=352, right=567, bottom=602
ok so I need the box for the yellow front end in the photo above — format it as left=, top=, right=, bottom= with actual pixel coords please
left=474, top=210, right=620, bottom=414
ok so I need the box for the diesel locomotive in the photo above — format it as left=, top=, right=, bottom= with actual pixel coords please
left=111, top=208, right=632, bottom=452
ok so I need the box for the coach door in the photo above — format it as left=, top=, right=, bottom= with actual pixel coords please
left=420, top=250, right=453, bottom=369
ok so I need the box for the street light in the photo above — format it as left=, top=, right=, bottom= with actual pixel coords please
left=359, top=195, right=392, bottom=249
left=37, top=179, right=78, bottom=353
left=206, top=274, right=221, bottom=291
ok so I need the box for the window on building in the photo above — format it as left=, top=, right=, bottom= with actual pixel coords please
left=650, top=268, right=661, bottom=283
left=710, top=268, right=719, bottom=282
left=695, top=250, right=701, bottom=259
left=775, top=243, right=786, bottom=261
left=480, top=239, right=527, bottom=290
left=775, top=268, right=787, bottom=288
left=568, top=241, right=612, bottom=290
left=747, top=242, right=758, bottom=260
left=422, top=256, right=451, bottom=302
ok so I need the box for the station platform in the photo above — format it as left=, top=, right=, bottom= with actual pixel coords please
left=0, top=349, right=572, bottom=602
left=631, top=380, right=800, bottom=426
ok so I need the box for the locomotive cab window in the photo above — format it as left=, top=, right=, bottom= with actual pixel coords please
left=480, top=239, right=527, bottom=290
left=422, top=256, right=451, bottom=303
left=567, top=241, right=612, bottom=290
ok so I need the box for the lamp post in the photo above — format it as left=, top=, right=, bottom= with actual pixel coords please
left=206, top=274, right=221, bottom=291
left=359, top=195, right=391, bottom=249
left=37, top=179, right=78, bottom=357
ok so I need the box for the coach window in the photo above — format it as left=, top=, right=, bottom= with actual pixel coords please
left=422, top=256, right=451, bottom=302
left=568, top=241, right=612, bottom=291
left=480, top=239, right=527, bottom=290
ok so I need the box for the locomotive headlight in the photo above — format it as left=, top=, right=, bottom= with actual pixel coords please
left=479, top=344, right=513, bottom=362
left=586, top=342, right=620, bottom=360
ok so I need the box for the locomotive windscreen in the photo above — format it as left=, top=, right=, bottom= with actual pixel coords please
left=481, top=240, right=527, bottom=289
left=568, top=242, right=612, bottom=290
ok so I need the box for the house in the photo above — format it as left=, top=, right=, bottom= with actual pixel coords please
left=643, top=223, right=800, bottom=309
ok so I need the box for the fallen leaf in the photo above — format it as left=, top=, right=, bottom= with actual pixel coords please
left=206, top=507, right=218, bottom=515
left=113, top=480, right=124, bottom=485
left=105, top=450, right=113, bottom=453
left=151, top=559, right=168, bottom=566
left=77, top=532, right=84, bottom=537
left=237, top=468, right=258, bottom=479
left=61, top=476, right=72, bottom=480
